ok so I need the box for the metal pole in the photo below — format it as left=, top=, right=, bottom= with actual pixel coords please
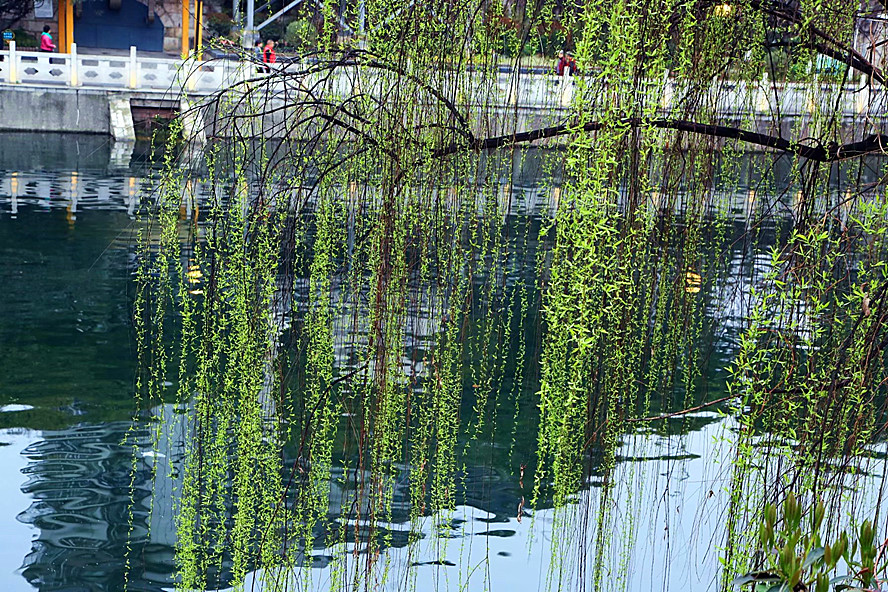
left=243, top=0, right=255, bottom=48
left=195, top=0, right=204, bottom=59
left=338, top=0, right=346, bottom=39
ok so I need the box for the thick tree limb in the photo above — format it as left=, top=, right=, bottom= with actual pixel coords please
left=431, top=117, right=888, bottom=161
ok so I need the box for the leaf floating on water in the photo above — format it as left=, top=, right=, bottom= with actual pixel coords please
left=685, top=271, right=702, bottom=293
left=0, top=404, right=34, bottom=413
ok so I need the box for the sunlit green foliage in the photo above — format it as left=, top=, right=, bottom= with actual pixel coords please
left=134, top=1, right=888, bottom=590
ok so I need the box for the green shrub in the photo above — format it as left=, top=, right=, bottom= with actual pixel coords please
left=285, top=18, right=318, bottom=51
left=12, top=29, right=38, bottom=48
left=206, top=11, right=233, bottom=38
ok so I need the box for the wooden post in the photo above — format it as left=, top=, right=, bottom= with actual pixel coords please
left=65, top=0, right=74, bottom=53
left=57, top=0, right=67, bottom=52
left=181, top=0, right=190, bottom=59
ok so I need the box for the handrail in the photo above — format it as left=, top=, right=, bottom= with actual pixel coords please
left=2, top=45, right=880, bottom=116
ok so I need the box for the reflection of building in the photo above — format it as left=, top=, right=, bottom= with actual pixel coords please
left=17, top=422, right=175, bottom=591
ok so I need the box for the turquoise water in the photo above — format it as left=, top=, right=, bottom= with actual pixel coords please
left=0, top=139, right=172, bottom=590
left=0, top=135, right=884, bottom=591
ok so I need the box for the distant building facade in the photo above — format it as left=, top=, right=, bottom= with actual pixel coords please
left=13, top=0, right=205, bottom=53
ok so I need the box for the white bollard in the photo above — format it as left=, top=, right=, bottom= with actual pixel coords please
left=128, top=46, right=138, bottom=89
left=69, top=42, right=79, bottom=86
left=8, top=40, right=17, bottom=83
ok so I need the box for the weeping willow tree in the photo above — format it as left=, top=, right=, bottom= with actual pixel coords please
left=133, top=1, right=888, bottom=591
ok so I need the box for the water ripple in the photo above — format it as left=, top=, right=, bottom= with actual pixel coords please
left=16, top=423, right=174, bottom=592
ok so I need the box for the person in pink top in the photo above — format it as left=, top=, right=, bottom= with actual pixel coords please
left=40, top=25, right=56, bottom=52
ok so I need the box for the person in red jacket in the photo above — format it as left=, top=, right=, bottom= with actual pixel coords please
left=262, top=40, right=276, bottom=73
left=556, top=50, right=577, bottom=76
left=40, top=25, right=56, bottom=52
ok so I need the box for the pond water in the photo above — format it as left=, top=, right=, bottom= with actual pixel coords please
left=0, top=134, right=885, bottom=592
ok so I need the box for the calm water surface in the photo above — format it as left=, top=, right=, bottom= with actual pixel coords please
left=0, top=135, right=882, bottom=592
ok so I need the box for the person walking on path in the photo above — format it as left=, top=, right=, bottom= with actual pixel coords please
left=254, top=39, right=264, bottom=73
left=40, top=26, right=56, bottom=52
left=556, top=50, right=576, bottom=76
left=262, top=40, right=276, bottom=73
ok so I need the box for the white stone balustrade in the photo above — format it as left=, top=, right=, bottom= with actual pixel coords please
left=0, top=43, right=248, bottom=94
left=1, top=43, right=884, bottom=117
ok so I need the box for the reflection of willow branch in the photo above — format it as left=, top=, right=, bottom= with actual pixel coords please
left=603, top=281, right=888, bottom=427
left=295, top=359, right=371, bottom=474
left=431, top=118, right=888, bottom=162
left=625, top=394, right=738, bottom=423
left=252, top=359, right=372, bottom=567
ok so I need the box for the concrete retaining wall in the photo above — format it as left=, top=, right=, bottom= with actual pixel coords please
left=0, top=86, right=110, bottom=134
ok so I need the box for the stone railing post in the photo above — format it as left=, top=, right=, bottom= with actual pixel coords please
left=756, top=69, right=769, bottom=112
left=69, top=42, right=79, bottom=87
left=128, top=46, right=139, bottom=89
left=560, top=67, right=572, bottom=107
left=8, top=40, right=18, bottom=83
left=180, top=57, right=198, bottom=92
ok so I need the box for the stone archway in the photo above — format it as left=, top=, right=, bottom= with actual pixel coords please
left=149, top=0, right=186, bottom=53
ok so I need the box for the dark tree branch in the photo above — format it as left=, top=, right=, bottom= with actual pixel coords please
left=0, top=0, right=30, bottom=31
left=431, top=117, right=888, bottom=161
left=750, top=0, right=887, bottom=85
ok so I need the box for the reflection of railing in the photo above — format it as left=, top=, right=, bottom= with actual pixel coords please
left=0, top=43, right=247, bottom=93
left=0, top=171, right=144, bottom=217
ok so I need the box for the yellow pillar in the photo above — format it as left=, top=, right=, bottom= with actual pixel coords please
left=181, top=0, right=190, bottom=59
left=65, top=0, right=74, bottom=53
left=194, top=0, right=203, bottom=59
left=57, top=0, right=67, bottom=52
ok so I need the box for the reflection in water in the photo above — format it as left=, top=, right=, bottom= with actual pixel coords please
left=2, top=142, right=886, bottom=591
left=0, top=430, right=39, bottom=592
left=0, top=156, right=769, bottom=591
left=0, top=155, right=174, bottom=591
left=18, top=423, right=172, bottom=592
